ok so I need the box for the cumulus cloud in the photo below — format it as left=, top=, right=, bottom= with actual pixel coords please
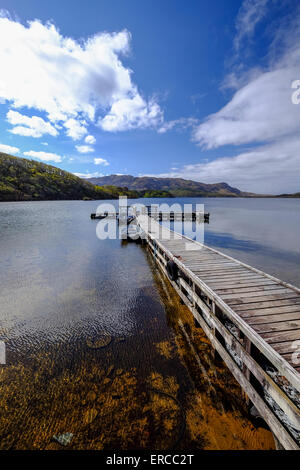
left=99, top=95, right=163, bottom=131
left=0, top=143, right=20, bottom=154
left=85, top=135, right=96, bottom=144
left=0, top=14, right=163, bottom=136
left=23, top=150, right=62, bottom=163
left=64, top=119, right=87, bottom=140
left=7, top=110, right=58, bottom=137
left=94, top=157, right=109, bottom=166
left=75, top=145, right=94, bottom=153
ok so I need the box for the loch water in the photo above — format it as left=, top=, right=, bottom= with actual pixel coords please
left=0, top=197, right=299, bottom=450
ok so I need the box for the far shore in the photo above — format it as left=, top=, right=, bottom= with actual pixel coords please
left=1, top=195, right=300, bottom=203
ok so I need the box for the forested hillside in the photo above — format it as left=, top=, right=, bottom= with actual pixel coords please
left=0, top=153, right=139, bottom=201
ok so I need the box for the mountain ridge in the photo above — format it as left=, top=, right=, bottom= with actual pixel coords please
left=87, top=174, right=256, bottom=197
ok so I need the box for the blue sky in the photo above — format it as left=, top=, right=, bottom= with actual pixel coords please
left=0, top=0, right=300, bottom=193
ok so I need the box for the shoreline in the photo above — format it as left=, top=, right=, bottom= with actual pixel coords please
left=1, top=195, right=300, bottom=203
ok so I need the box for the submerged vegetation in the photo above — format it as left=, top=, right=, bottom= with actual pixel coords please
left=0, top=255, right=275, bottom=450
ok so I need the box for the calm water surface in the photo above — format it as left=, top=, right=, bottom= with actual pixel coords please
left=0, top=198, right=298, bottom=450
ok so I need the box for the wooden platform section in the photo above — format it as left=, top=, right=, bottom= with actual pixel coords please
left=143, top=205, right=210, bottom=222
left=91, top=209, right=209, bottom=222
left=136, top=214, right=300, bottom=450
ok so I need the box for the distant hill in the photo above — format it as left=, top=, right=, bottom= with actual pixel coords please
left=87, top=174, right=255, bottom=198
left=0, top=153, right=139, bottom=201
left=277, top=192, right=300, bottom=198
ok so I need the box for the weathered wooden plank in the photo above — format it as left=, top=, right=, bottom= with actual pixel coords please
left=282, top=352, right=300, bottom=365
left=191, top=267, right=250, bottom=275
left=184, top=261, right=237, bottom=267
left=196, top=274, right=254, bottom=282
left=245, top=312, right=300, bottom=325
left=215, top=285, right=290, bottom=295
left=179, top=252, right=220, bottom=257
left=253, top=320, right=300, bottom=334
left=227, top=293, right=299, bottom=305
left=240, top=306, right=300, bottom=318
left=207, top=279, right=276, bottom=289
left=233, top=298, right=300, bottom=311
left=271, top=341, right=300, bottom=356
left=200, top=273, right=264, bottom=281
left=186, top=267, right=244, bottom=273
left=221, top=288, right=295, bottom=300
left=185, top=264, right=239, bottom=271
left=262, top=329, right=300, bottom=344
left=190, top=261, right=247, bottom=268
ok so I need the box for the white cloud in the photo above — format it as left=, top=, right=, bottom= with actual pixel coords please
left=7, top=110, right=58, bottom=137
left=23, top=150, right=62, bottom=162
left=76, top=145, right=94, bottom=153
left=99, top=95, right=163, bottom=131
left=64, top=118, right=87, bottom=140
left=234, top=0, right=269, bottom=50
left=74, top=171, right=104, bottom=178
left=0, top=143, right=19, bottom=154
left=94, top=157, right=109, bottom=166
left=157, top=136, right=300, bottom=194
left=0, top=14, right=163, bottom=135
left=85, top=135, right=96, bottom=144
left=193, top=64, right=300, bottom=149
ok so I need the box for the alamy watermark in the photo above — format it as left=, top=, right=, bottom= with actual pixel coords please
left=291, top=80, right=300, bottom=104
left=94, top=197, right=205, bottom=249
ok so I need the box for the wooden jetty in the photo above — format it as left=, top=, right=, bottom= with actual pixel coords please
left=135, top=214, right=300, bottom=450
left=91, top=206, right=209, bottom=222
left=143, top=205, right=210, bottom=222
